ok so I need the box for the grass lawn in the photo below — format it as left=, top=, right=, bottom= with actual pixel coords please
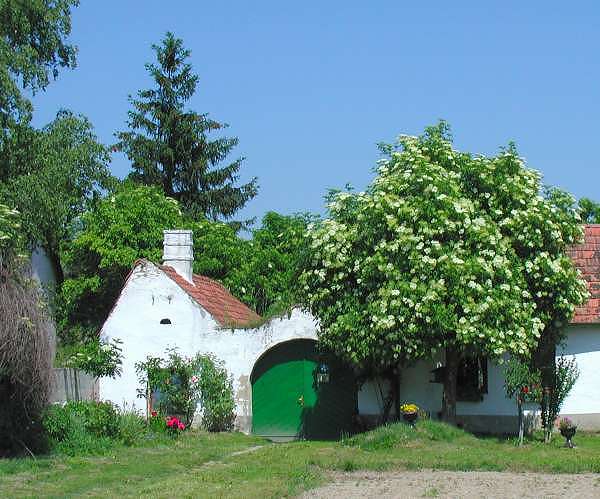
left=1, top=421, right=599, bottom=498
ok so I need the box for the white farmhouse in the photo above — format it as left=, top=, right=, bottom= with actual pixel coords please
left=100, top=227, right=600, bottom=437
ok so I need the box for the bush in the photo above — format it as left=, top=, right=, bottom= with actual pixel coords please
left=195, top=355, right=236, bottom=432
left=136, top=349, right=235, bottom=431
left=42, top=400, right=147, bottom=454
left=117, top=407, right=146, bottom=446
left=44, top=401, right=119, bottom=439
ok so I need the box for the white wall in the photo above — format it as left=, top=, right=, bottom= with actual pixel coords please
left=30, top=246, right=57, bottom=291
left=100, top=262, right=216, bottom=411
left=559, top=324, right=600, bottom=415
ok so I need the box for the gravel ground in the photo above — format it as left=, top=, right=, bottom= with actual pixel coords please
left=302, top=470, right=600, bottom=498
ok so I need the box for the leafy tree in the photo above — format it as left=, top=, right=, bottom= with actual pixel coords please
left=300, top=123, right=587, bottom=423
left=0, top=0, right=78, bottom=132
left=116, top=32, right=257, bottom=223
left=577, top=197, right=600, bottom=223
left=219, top=211, right=313, bottom=316
left=0, top=110, right=112, bottom=285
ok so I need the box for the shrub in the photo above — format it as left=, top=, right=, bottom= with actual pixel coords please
left=117, top=407, right=146, bottom=446
left=136, top=349, right=235, bottom=431
left=195, top=355, right=236, bottom=432
left=43, top=400, right=122, bottom=454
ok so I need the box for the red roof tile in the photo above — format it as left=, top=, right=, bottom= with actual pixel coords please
left=569, top=225, right=600, bottom=324
left=159, top=265, right=261, bottom=328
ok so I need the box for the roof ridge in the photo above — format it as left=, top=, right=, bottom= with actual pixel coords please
left=159, top=264, right=261, bottom=328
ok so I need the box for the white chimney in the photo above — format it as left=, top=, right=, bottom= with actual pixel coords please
left=162, top=230, right=194, bottom=283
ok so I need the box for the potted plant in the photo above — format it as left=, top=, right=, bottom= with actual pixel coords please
left=400, top=403, right=419, bottom=426
left=558, top=417, right=577, bottom=448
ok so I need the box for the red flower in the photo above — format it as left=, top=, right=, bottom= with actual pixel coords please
left=522, top=386, right=529, bottom=394
left=178, top=423, right=185, bottom=430
left=151, top=410, right=158, bottom=417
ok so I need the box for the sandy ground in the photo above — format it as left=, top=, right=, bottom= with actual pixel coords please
left=302, top=470, right=600, bottom=498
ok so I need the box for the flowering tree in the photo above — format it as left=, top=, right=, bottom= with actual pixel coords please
left=301, top=123, right=587, bottom=423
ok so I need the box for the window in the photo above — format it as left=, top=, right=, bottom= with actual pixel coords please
left=457, top=356, right=488, bottom=402
left=160, top=318, right=172, bottom=325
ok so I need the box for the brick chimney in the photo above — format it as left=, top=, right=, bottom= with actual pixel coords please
left=162, top=230, right=194, bottom=283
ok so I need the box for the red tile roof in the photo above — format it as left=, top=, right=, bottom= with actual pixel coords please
left=159, top=265, right=261, bottom=328
left=569, top=225, right=600, bottom=324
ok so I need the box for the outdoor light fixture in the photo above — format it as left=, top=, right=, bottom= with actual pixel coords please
left=316, top=361, right=330, bottom=384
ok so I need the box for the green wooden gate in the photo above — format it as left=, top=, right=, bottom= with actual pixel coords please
left=251, top=339, right=356, bottom=440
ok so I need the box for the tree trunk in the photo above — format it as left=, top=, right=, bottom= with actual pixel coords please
left=534, top=332, right=556, bottom=443
left=380, top=366, right=401, bottom=424
left=442, top=346, right=459, bottom=425
left=391, top=369, right=401, bottom=421
left=517, top=396, right=524, bottom=446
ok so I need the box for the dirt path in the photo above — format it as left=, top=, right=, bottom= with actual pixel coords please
left=302, top=470, right=600, bottom=498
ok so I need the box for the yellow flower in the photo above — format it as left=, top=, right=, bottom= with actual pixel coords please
left=400, top=403, right=419, bottom=414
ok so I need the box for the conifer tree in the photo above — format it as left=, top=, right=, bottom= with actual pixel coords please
left=116, top=33, right=257, bottom=223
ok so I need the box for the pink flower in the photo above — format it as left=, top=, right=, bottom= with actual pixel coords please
left=178, top=423, right=185, bottom=430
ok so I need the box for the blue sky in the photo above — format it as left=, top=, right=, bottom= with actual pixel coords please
left=32, top=1, right=600, bottom=224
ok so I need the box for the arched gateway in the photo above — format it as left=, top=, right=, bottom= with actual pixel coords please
left=251, top=339, right=357, bottom=440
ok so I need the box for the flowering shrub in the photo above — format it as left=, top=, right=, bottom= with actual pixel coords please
left=300, top=122, right=588, bottom=421
left=166, top=416, right=186, bottom=436
left=558, top=417, right=577, bottom=432
left=136, top=348, right=235, bottom=431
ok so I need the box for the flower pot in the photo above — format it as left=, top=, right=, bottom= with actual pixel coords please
left=560, top=427, right=576, bottom=448
left=402, top=411, right=418, bottom=426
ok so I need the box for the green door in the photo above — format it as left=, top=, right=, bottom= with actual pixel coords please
left=251, top=340, right=356, bottom=440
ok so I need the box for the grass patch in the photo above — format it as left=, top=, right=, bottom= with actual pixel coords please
left=1, top=421, right=600, bottom=497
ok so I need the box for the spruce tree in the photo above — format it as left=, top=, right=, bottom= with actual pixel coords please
left=116, top=32, right=257, bottom=223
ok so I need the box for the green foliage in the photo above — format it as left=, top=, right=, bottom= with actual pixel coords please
left=194, top=355, right=236, bottom=432
left=0, top=110, right=113, bottom=284
left=136, top=349, right=200, bottom=423
left=116, top=407, right=147, bottom=446
left=0, top=201, right=22, bottom=265
left=42, top=401, right=147, bottom=454
left=577, top=197, right=600, bottom=223
left=136, top=349, right=235, bottom=431
left=503, top=357, right=542, bottom=403
left=57, top=182, right=182, bottom=343
left=218, top=211, right=313, bottom=316
left=0, top=0, right=78, bottom=130
left=64, top=338, right=123, bottom=379
left=301, top=123, right=588, bottom=374
left=343, top=419, right=472, bottom=451
left=59, top=182, right=307, bottom=341
left=541, top=355, right=579, bottom=433
left=116, top=32, right=257, bottom=223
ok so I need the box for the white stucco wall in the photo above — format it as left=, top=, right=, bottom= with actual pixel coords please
left=559, top=324, right=600, bottom=415
left=100, top=262, right=217, bottom=411
left=30, top=246, right=57, bottom=291
left=99, top=261, right=319, bottom=431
